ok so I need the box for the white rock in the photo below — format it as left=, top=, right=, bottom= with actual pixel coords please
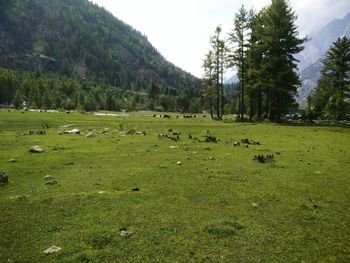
left=177, top=161, right=182, bottom=165
left=86, top=132, right=94, bottom=138
left=29, top=145, right=43, bottom=153
left=169, top=146, right=179, bottom=149
left=44, top=246, right=61, bottom=254
left=120, top=230, right=132, bottom=237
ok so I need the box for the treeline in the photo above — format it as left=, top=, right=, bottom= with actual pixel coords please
left=202, top=0, right=305, bottom=122
left=0, top=68, right=206, bottom=113
left=309, top=37, right=350, bottom=120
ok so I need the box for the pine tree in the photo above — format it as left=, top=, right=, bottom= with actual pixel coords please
left=13, top=89, right=23, bottom=109
left=210, top=26, right=226, bottom=119
left=261, top=0, right=305, bottom=122
left=313, top=37, right=350, bottom=119
left=202, top=51, right=215, bottom=119
left=228, top=5, right=253, bottom=120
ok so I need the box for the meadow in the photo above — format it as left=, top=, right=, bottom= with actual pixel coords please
left=0, top=110, right=349, bottom=262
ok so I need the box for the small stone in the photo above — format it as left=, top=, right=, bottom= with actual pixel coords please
left=132, top=187, right=140, bottom=192
left=29, top=145, right=43, bottom=153
left=44, top=175, right=52, bottom=180
left=183, top=146, right=189, bottom=151
left=204, top=146, right=211, bottom=151
left=98, top=191, right=107, bottom=194
left=186, top=156, right=191, bottom=160
left=192, top=151, right=198, bottom=155
left=66, top=129, right=80, bottom=134
left=57, top=131, right=63, bottom=135
left=119, top=131, right=127, bottom=136
left=208, top=156, right=215, bottom=160
left=120, top=230, right=132, bottom=237
left=45, top=180, right=58, bottom=185
left=0, top=172, right=9, bottom=184
left=86, top=132, right=94, bottom=138
left=169, top=146, right=179, bottom=149
left=44, top=246, right=61, bottom=254
left=7, top=159, right=16, bottom=163
left=252, top=203, right=259, bottom=208
left=177, top=161, right=182, bottom=165
left=315, top=171, right=323, bottom=175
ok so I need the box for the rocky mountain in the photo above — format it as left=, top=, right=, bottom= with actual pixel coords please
left=0, top=0, right=200, bottom=92
left=297, top=12, right=350, bottom=72
left=297, top=12, right=350, bottom=102
left=297, top=60, right=323, bottom=102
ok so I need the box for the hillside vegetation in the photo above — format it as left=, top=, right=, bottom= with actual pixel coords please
left=0, top=0, right=200, bottom=93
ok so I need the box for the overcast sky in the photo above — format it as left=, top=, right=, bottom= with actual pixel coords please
left=90, top=0, right=350, bottom=78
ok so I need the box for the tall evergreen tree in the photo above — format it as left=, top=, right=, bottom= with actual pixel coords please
left=313, top=36, right=350, bottom=119
left=202, top=51, right=215, bottom=119
left=210, top=26, right=226, bottom=119
left=261, top=0, right=305, bottom=122
left=228, top=5, right=253, bottom=120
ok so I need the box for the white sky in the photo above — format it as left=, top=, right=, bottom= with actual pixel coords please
left=90, top=0, right=350, bottom=78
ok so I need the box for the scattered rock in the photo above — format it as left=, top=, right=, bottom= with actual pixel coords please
left=135, top=131, right=146, bottom=136
left=65, top=129, right=80, bottom=135
left=253, top=154, right=275, bottom=164
left=29, top=145, right=43, bottom=153
left=203, top=134, right=218, bottom=143
left=120, top=230, right=132, bottom=237
left=119, top=131, right=127, bottom=136
left=176, top=161, right=182, bottom=165
left=186, top=156, right=191, bottom=160
left=252, top=203, right=259, bottom=208
left=233, top=142, right=240, bottom=147
left=7, top=159, right=16, bottom=163
left=192, top=151, right=198, bottom=155
left=204, top=146, right=211, bottom=151
left=0, top=172, right=9, bottom=184
left=45, top=180, right=58, bottom=185
left=44, top=246, right=61, bottom=254
left=208, top=156, right=215, bottom=160
left=44, top=175, right=52, bottom=180
left=315, top=171, right=323, bottom=175
left=98, top=191, right=107, bottom=194
left=183, top=146, right=189, bottom=151
left=86, top=132, right=94, bottom=138
left=132, top=187, right=140, bottom=192
left=169, top=146, right=179, bottom=149
left=57, top=131, right=64, bottom=135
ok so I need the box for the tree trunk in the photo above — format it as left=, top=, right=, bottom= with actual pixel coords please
left=257, top=90, right=262, bottom=120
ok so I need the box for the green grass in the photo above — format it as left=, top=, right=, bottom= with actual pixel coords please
left=0, top=110, right=349, bottom=262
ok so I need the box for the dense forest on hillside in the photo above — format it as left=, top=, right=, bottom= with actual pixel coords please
left=0, top=67, right=209, bottom=113
left=0, top=0, right=200, bottom=109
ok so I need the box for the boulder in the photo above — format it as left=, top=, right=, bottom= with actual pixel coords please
left=29, top=145, right=43, bottom=153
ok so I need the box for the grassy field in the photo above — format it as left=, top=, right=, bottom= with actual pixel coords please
left=0, top=110, right=349, bottom=262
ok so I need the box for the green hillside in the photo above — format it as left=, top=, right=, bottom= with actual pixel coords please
left=0, top=0, right=200, bottom=92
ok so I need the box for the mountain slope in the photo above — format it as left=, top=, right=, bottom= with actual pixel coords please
left=297, top=12, right=350, bottom=71
left=297, top=12, right=350, bottom=102
left=0, top=0, right=200, bottom=92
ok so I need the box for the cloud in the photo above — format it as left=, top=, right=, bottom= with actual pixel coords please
left=90, top=0, right=350, bottom=78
